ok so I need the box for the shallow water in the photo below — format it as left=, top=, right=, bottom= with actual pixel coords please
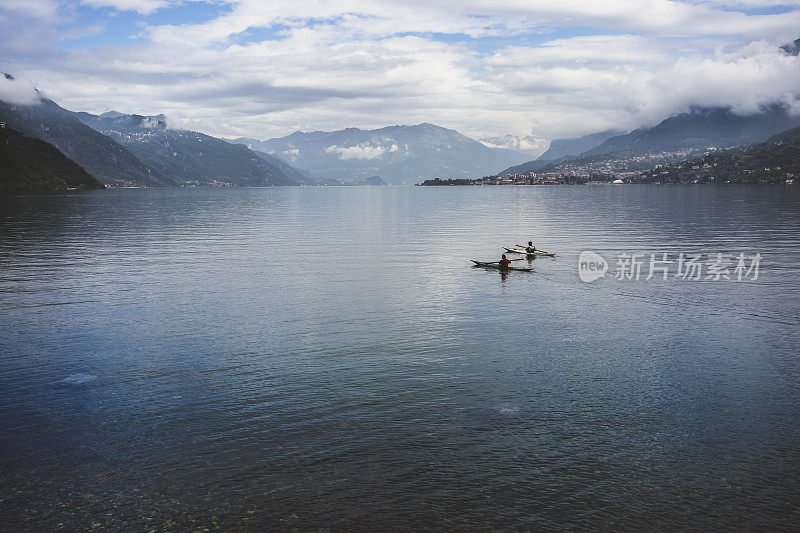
left=1, top=185, right=799, bottom=530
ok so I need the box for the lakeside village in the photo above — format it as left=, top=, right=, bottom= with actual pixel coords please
left=419, top=146, right=799, bottom=186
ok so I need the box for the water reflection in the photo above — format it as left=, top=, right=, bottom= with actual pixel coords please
left=0, top=185, right=799, bottom=531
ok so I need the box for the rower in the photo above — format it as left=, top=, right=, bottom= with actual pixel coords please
left=525, top=241, right=536, bottom=253
left=499, top=254, right=511, bottom=269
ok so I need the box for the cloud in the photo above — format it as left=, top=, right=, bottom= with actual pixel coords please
left=653, top=39, right=800, bottom=116
left=482, top=34, right=800, bottom=134
left=1, top=0, right=60, bottom=19
left=0, top=0, right=67, bottom=58
left=2, top=0, right=799, bottom=143
left=80, top=0, right=176, bottom=15
left=0, top=75, right=42, bottom=105
left=139, top=0, right=800, bottom=46
left=280, top=147, right=300, bottom=160
left=325, top=144, right=387, bottom=159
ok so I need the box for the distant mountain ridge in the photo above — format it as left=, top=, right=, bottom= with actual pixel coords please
left=496, top=129, right=624, bottom=175
left=498, top=105, right=800, bottom=177
left=583, top=105, right=800, bottom=157
left=0, top=75, right=166, bottom=187
left=537, top=130, right=624, bottom=161
left=76, top=111, right=307, bottom=186
left=230, top=123, right=530, bottom=184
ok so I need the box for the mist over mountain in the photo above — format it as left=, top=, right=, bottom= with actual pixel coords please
left=77, top=112, right=306, bottom=186
left=231, top=123, right=530, bottom=184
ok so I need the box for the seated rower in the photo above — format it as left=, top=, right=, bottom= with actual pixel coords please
left=499, top=254, right=511, bottom=269
left=525, top=241, right=536, bottom=253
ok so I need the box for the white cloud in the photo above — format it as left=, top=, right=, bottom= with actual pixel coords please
left=281, top=147, right=300, bottom=160
left=653, top=39, right=800, bottom=116
left=140, top=0, right=800, bottom=46
left=80, top=0, right=176, bottom=15
left=482, top=34, right=800, bottom=135
left=325, top=144, right=387, bottom=159
left=1, top=0, right=60, bottom=19
left=0, top=75, right=42, bottom=105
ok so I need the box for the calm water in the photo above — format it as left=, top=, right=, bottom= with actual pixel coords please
left=1, top=185, right=799, bottom=531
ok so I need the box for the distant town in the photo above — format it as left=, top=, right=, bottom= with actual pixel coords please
left=419, top=142, right=799, bottom=186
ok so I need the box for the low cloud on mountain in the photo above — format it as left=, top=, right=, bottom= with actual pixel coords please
left=325, top=144, right=390, bottom=160
left=0, top=74, right=41, bottom=105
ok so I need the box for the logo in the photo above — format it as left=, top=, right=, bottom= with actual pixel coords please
left=578, top=251, right=608, bottom=282
left=576, top=251, right=760, bottom=282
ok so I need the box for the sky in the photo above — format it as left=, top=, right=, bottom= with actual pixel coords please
left=1, top=0, right=800, bottom=150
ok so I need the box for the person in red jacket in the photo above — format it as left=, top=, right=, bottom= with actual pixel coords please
left=499, top=254, right=511, bottom=269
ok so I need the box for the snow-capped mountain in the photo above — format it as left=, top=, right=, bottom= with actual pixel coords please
left=478, top=134, right=549, bottom=158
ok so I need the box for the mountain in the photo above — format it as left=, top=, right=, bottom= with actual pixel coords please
left=637, top=126, right=800, bottom=184
left=537, top=129, right=624, bottom=161
left=76, top=110, right=168, bottom=131
left=583, top=105, right=800, bottom=157
left=0, top=75, right=165, bottom=187
left=77, top=112, right=305, bottom=186
left=249, top=150, right=313, bottom=185
left=0, top=125, right=104, bottom=191
left=781, top=37, right=800, bottom=56
left=354, top=175, right=386, bottom=186
left=495, top=129, right=624, bottom=175
left=230, top=123, right=530, bottom=185
left=478, top=134, right=548, bottom=157
left=494, top=158, right=551, bottom=177
left=766, top=125, right=800, bottom=144
left=225, top=139, right=313, bottom=184
left=497, top=105, right=800, bottom=177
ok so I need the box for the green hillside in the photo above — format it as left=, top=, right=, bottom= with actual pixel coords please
left=639, top=127, right=800, bottom=183
left=0, top=126, right=104, bottom=191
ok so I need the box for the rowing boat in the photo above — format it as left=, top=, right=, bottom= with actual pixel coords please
left=503, top=247, right=555, bottom=257
left=471, top=260, right=533, bottom=272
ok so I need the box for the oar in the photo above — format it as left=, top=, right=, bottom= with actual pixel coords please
left=515, top=243, right=553, bottom=254
left=483, top=258, right=526, bottom=264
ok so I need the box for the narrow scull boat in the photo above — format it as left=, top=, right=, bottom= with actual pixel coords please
left=503, top=247, right=555, bottom=257
left=471, top=260, right=534, bottom=272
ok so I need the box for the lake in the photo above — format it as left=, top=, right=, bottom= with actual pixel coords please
left=1, top=185, right=799, bottom=531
